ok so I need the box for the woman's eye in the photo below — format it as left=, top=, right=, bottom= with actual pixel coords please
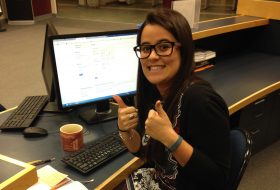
left=141, top=46, right=151, bottom=52
left=158, top=43, right=171, bottom=51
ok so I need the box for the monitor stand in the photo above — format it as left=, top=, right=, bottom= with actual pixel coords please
left=79, top=100, right=118, bottom=124
left=43, top=100, right=65, bottom=113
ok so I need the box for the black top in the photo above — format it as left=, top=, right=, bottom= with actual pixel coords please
left=176, top=81, right=231, bottom=190
left=134, top=81, right=231, bottom=190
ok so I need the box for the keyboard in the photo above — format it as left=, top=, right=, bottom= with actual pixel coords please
left=62, top=131, right=127, bottom=174
left=0, top=95, right=49, bottom=130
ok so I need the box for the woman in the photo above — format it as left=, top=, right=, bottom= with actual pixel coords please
left=113, top=8, right=230, bottom=190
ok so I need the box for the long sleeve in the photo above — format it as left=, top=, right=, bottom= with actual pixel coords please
left=176, top=81, right=231, bottom=190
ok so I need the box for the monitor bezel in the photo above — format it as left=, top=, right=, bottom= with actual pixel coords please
left=49, top=29, right=139, bottom=111
left=41, top=21, right=59, bottom=102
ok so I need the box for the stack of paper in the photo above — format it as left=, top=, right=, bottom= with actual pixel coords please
left=27, top=165, right=88, bottom=190
left=37, top=165, right=68, bottom=187
left=194, top=50, right=216, bottom=63
left=194, top=49, right=216, bottom=69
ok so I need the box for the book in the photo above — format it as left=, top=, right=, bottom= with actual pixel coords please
left=0, top=154, right=38, bottom=190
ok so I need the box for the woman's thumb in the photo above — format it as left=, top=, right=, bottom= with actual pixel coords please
left=113, top=95, right=127, bottom=108
left=155, top=100, right=166, bottom=117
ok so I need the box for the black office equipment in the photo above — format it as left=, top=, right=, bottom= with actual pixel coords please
left=0, top=95, right=48, bottom=130
left=5, top=0, right=34, bottom=23
left=41, top=22, right=60, bottom=112
left=23, top=127, right=48, bottom=138
left=49, top=29, right=138, bottom=124
left=62, top=131, right=127, bottom=174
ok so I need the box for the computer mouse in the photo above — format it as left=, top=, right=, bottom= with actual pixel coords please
left=23, top=127, right=48, bottom=138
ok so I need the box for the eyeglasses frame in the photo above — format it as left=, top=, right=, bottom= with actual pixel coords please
left=133, top=41, right=181, bottom=59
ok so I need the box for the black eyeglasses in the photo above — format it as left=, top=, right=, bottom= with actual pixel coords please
left=133, top=41, right=180, bottom=59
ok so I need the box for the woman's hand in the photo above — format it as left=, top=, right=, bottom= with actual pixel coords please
left=145, top=100, right=178, bottom=147
left=113, top=95, right=138, bottom=132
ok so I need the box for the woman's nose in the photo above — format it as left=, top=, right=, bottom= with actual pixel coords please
left=148, top=49, right=159, bottom=59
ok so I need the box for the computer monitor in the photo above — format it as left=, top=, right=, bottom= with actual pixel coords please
left=49, top=29, right=139, bottom=124
left=41, top=21, right=59, bottom=112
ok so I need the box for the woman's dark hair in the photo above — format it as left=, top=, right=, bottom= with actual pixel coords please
left=135, top=8, right=196, bottom=164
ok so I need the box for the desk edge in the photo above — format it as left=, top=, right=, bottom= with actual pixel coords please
left=229, top=81, right=280, bottom=115
left=95, top=157, right=144, bottom=190
left=193, top=17, right=269, bottom=40
left=0, top=107, right=17, bottom=114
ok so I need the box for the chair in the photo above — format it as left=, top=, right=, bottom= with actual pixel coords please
left=226, top=128, right=252, bottom=190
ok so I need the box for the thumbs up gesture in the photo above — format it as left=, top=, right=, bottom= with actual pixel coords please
left=145, top=100, right=174, bottom=143
left=113, top=95, right=138, bottom=132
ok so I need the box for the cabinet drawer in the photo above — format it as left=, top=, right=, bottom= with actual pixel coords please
left=239, top=97, right=268, bottom=126
left=243, top=116, right=267, bottom=154
left=267, top=90, right=280, bottom=144
left=248, top=126, right=267, bottom=154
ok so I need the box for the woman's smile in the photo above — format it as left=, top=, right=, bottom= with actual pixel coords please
left=140, top=24, right=181, bottom=91
left=148, top=65, right=166, bottom=72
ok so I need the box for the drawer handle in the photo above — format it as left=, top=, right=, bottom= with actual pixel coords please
left=251, top=129, right=260, bottom=135
left=255, top=113, right=264, bottom=119
left=254, top=98, right=265, bottom=105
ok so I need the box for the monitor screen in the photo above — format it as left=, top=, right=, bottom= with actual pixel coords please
left=49, top=29, right=139, bottom=124
left=41, top=21, right=59, bottom=112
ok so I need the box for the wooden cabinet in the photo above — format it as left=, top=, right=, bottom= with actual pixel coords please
left=239, top=96, right=269, bottom=154
left=238, top=92, right=280, bottom=154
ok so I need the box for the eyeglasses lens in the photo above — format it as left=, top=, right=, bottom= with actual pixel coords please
left=135, top=42, right=175, bottom=59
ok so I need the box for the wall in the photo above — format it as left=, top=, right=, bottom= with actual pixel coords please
left=237, top=0, right=280, bottom=20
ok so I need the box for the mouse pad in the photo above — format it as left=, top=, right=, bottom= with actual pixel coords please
left=0, top=160, right=24, bottom=182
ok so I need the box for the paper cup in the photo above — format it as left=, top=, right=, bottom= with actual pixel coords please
left=60, top=124, right=84, bottom=152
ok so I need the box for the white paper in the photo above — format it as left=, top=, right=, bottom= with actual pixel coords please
left=27, top=181, right=88, bottom=190
left=37, top=165, right=68, bottom=187
left=27, top=183, right=50, bottom=190
left=27, top=165, right=88, bottom=190
left=172, top=0, right=201, bottom=28
left=57, top=181, right=88, bottom=190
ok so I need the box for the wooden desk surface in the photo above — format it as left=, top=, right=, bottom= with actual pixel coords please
left=192, top=15, right=269, bottom=40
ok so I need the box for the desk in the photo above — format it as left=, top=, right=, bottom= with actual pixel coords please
left=0, top=110, right=143, bottom=190
left=1, top=15, right=280, bottom=190
left=197, top=51, right=280, bottom=115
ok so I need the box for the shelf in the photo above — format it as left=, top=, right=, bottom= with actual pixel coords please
left=192, top=15, right=269, bottom=40
left=197, top=50, right=280, bottom=115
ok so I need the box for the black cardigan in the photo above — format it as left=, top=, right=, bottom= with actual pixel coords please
left=176, top=81, right=231, bottom=190
left=133, top=81, right=231, bottom=190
